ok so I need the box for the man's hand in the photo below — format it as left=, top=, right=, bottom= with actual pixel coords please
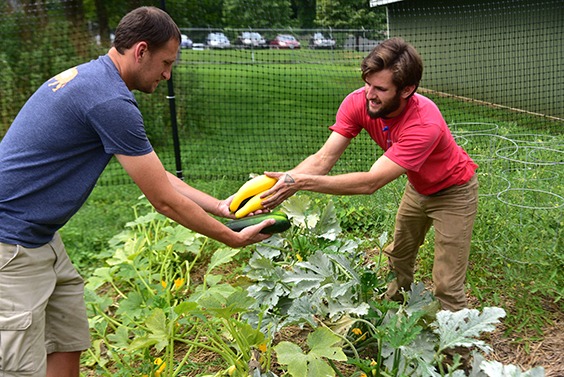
left=260, top=172, right=299, bottom=209
left=219, top=194, right=237, bottom=218
left=230, top=219, right=275, bottom=247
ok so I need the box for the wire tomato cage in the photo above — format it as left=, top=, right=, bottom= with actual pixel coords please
left=449, top=122, right=563, bottom=209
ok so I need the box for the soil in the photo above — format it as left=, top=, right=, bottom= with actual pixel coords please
left=482, top=304, right=564, bottom=377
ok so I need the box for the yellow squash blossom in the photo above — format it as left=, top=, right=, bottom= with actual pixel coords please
left=154, top=358, right=166, bottom=377
left=174, top=278, right=185, bottom=290
left=227, top=365, right=236, bottom=376
left=351, top=327, right=363, bottom=336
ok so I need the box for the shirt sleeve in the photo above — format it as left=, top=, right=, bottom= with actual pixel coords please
left=88, top=97, right=153, bottom=156
left=329, top=89, right=364, bottom=139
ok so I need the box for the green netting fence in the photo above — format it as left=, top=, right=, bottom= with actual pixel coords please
left=1, top=0, right=562, bottom=209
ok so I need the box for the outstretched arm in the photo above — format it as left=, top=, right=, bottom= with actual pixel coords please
left=261, top=132, right=406, bottom=208
left=260, top=132, right=350, bottom=207
left=116, top=152, right=274, bottom=248
left=165, top=171, right=233, bottom=218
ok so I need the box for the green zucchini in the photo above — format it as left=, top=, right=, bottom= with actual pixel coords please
left=226, top=211, right=291, bottom=234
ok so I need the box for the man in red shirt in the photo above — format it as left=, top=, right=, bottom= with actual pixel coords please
left=262, top=37, right=478, bottom=311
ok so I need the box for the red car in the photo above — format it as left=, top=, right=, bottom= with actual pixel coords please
left=269, top=34, right=301, bottom=49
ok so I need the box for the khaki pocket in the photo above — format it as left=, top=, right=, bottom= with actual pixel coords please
left=0, top=310, right=44, bottom=374
left=0, top=244, right=19, bottom=271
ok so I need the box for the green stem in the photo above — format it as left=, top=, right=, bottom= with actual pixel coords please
left=85, top=347, right=114, bottom=376
left=317, top=320, right=360, bottom=360
left=90, top=304, right=127, bottom=331
left=328, top=359, right=346, bottom=377
left=109, top=280, right=128, bottom=299
left=132, top=263, right=156, bottom=297
left=375, top=338, right=383, bottom=377
left=224, top=318, right=251, bottom=361
left=392, top=348, right=401, bottom=375
left=175, top=337, right=237, bottom=365
left=165, top=311, right=176, bottom=377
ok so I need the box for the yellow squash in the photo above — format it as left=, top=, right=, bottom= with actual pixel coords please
left=229, top=175, right=277, bottom=213
left=234, top=193, right=271, bottom=218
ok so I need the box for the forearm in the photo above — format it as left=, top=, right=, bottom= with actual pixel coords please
left=153, top=193, right=274, bottom=248
left=117, top=153, right=273, bottom=248
left=294, top=171, right=384, bottom=195
left=166, top=171, right=223, bottom=216
left=290, top=153, right=334, bottom=175
left=293, top=155, right=405, bottom=195
left=265, top=155, right=406, bottom=205
left=157, top=195, right=234, bottom=243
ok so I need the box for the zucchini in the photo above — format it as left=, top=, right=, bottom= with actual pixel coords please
left=226, top=212, right=291, bottom=234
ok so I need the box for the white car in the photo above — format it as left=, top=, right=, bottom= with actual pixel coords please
left=236, top=32, right=267, bottom=48
left=309, top=33, right=336, bottom=49
left=181, top=34, right=193, bottom=49
left=206, top=32, right=231, bottom=49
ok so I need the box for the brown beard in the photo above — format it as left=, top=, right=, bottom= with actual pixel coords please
left=366, top=91, right=402, bottom=119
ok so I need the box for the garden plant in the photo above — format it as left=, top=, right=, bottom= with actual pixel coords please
left=78, top=194, right=549, bottom=376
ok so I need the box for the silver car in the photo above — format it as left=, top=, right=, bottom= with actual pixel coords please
left=236, top=32, right=267, bottom=48
left=206, top=32, right=231, bottom=49
left=309, top=33, right=336, bottom=49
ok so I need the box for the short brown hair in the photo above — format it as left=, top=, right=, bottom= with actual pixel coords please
left=361, top=37, right=423, bottom=94
left=113, top=6, right=181, bottom=54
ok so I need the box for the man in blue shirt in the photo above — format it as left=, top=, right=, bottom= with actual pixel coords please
left=0, top=7, right=273, bottom=377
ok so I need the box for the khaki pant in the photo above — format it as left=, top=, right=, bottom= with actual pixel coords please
left=384, top=175, right=479, bottom=311
left=0, top=233, right=91, bottom=377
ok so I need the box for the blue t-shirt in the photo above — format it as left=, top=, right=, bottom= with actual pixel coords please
left=0, top=55, right=153, bottom=247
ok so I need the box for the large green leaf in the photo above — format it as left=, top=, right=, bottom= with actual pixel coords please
left=128, top=308, right=168, bottom=352
left=314, top=201, right=341, bottom=240
left=274, top=341, right=308, bottom=377
left=274, top=327, right=346, bottom=377
left=434, top=307, right=506, bottom=352
left=307, top=327, right=347, bottom=361
left=281, top=195, right=312, bottom=226
left=207, top=247, right=239, bottom=274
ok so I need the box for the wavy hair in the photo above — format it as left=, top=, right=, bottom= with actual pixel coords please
left=361, top=37, right=423, bottom=96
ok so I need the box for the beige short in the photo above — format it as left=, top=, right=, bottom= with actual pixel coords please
left=0, top=232, right=91, bottom=376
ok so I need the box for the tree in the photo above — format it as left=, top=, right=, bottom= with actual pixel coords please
left=167, top=0, right=224, bottom=28
left=222, top=0, right=292, bottom=29
left=291, top=0, right=316, bottom=29
left=316, top=0, right=385, bottom=30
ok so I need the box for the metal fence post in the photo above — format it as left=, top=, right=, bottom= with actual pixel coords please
left=160, top=0, right=183, bottom=180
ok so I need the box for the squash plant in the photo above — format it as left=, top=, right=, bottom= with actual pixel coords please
left=82, top=196, right=546, bottom=377
left=84, top=204, right=277, bottom=377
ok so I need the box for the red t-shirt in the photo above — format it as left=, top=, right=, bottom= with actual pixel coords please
left=329, top=89, right=477, bottom=195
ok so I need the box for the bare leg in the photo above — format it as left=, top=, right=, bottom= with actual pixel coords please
left=46, top=351, right=82, bottom=377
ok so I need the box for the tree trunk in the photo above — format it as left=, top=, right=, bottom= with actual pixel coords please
left=94, top=0, right=111, bottom=46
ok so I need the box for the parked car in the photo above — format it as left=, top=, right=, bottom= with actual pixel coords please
left=309, top=32, right=336, bottom=49
left=269, top=34, right=300, bottom=49
left=236, top=32, right=267, bottom=48
left=206, top=32, right=231, bottom=49
left=181, top=34, right=193, bottom=49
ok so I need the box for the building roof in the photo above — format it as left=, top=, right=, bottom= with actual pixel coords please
left=370, top=0, right=404, bottom=6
